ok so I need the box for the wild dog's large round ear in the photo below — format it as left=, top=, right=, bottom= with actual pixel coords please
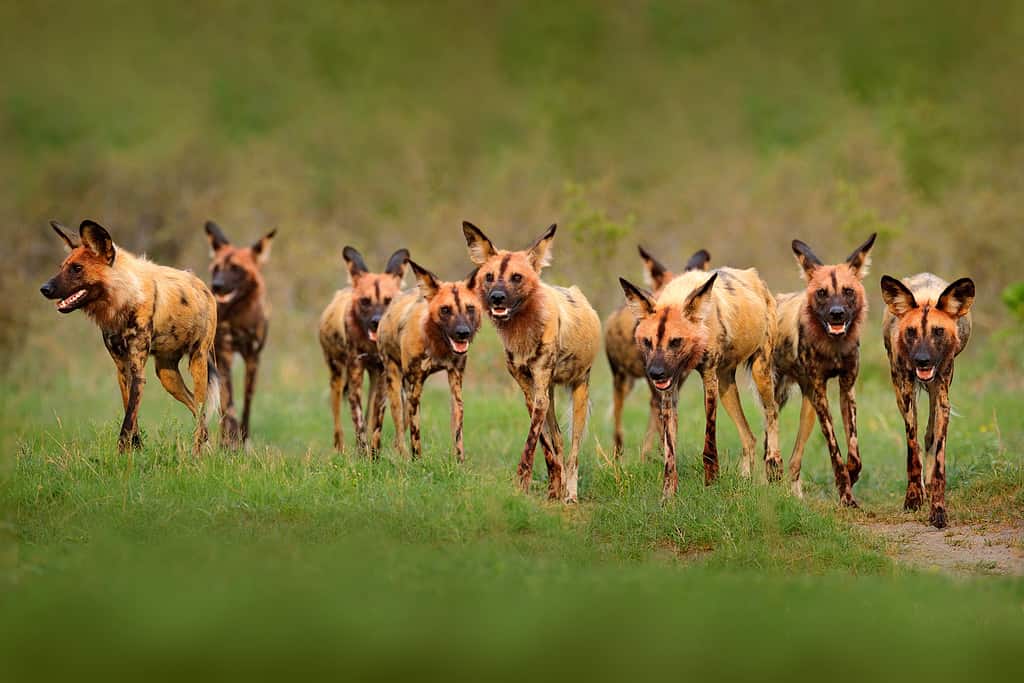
left=880, top=275, right=918, bottom=316
left=462, top=221, right=497, bottom=265
left=50, top=220, right=78, bottom=251
left=385, top=248, right=410, bottom=282
left=204, top=220, right=231, bottom=256
left=682, top=272, right=717, bottom=323
left=936, top=278, right=975, bottom=318
left=791, top=239, right=822, bottom=279
left=80, top=220, right=115, bottom=265
left=845, top=232, right=877, bottom=278
left=619, top=277, right=656, bottom=321
left=526, top=224, right=556, bottom=273
left=408, top=259, right=440, bottom=300
left=252, top=229, right=277, bottom=264
left=683, top=248, right=711, bottom=272
left=342, top=246, right=369, bottom=283
left=638, top=244, right=671, bottom=289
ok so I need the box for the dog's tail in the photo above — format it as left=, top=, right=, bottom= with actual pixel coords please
left=205, top=351, right=221, bottom=423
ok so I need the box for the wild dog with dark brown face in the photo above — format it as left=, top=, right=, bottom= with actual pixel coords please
left=620, top=267, right=781, bottom=498
left=204, top=220, right=276, bottom=447
left=40, top=220, right=219, bottom=453
left=604, top=246, right=710, bottom=460
left=773, top=234, right=875, bottom=506
left=376, top=260, right=482, bottom=461
left=319, top=246, right=409, bottom=454
left=462, top=222, right=601, bottom=503
left=881, top=273, right=974, bottom=528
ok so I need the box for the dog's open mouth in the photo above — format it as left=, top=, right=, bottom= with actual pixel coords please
left=826, top=321, right=848, bottom=336
left=368, top=329, right=378, bottom=342
left=490, top=306, right=510, bottom=319
left=57, top=289, right=88, bottom=313
left=449, top=339, right=470, bottom=355
left=653, top=378, right=672, bottom=391
left=915, top=366, right=936, bottom=382
left=215, top=292, right=236, bottom=304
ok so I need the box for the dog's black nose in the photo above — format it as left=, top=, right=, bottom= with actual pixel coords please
left=40, top=282, right=56, bottom=298
left=828, top=306, right=846, bottom=322
left=453, top=324, right=472, bottom=341
left=211, top=281, right=228, bottom=294
left=369, top=316, right=381, bottom=331
left=647, top=363, right=667, bottom=381
left=489, top=290, right=507, bottom=306
left=913, top=353, right=932, bottom=368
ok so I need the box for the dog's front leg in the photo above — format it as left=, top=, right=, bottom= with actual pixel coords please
left=117, top=350, right=147, bottom=452
left=657, top=385, right=680, bottom=498
left=447, top=368, right=465, bottom=463
left=700, top=368, right=719, bottom=486
left=839, top=369, right=862, bottom=485
left=809, top=380, right=856, bottom=506
left=345, top=359, right=369, bottom=454
left=517, top=367, right=553, bottom=494
left=406, top=373, right=425, bottom=459
left=892, top=370, right=923, bottom=511
left=241, top=352, right=260, bottom=443
left=927, top=378, right=952, bottom=528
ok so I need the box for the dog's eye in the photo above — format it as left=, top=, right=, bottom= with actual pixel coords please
left=816, top=289, right=828, bottom=300
left=71, top=263, right=84, bottom=274
left=360, top=297, right=372, bottom=307
left=843, top=287, right=855, bottom=298
left=440, top=305, right=453, bottom=316
left=668, top=338, right=683, bottom=349
left=905, top=328, right=917, bottom=340
left=383, top=297, right=392, bottom=305
left=932, top=327, right=945, bottom=338
left=642, top=338, right=653, bottom=350
left=466, top=304, right=476, bottom=314
left=485, top=273, right=494, bottom=283
left=510, top=273, right=523, bottom=283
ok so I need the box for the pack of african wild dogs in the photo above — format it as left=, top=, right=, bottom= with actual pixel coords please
left=40, top=219, right=975, bottom=528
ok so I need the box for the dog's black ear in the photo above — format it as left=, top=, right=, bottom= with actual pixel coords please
left=50, top=220, right=78, bottom=251
left=845, top=233, right=876, bottom=278
left=936, top=278, right=975, bottom=318
left=683, top=273, right=717, bottom=323
left=343, top=246, right=369, bottom=283
left=464, top=266, right=481, bottom=292
left=409, top=259, right=440, bottom=301
left=80, top=220, right=115, bottom=265
left=638, top=245, right=671, bottom=290
left=526, top=224, right=556, bottom=273
left=205, top=220, right=231, bottom=255
left=880, top=275, right=918, bottom=317
left=385, top=248, right=410, bottom=281
left=683, top=248, right=711, bottom=273
left=792, top=239, right=823, bottom=279
left=252, top=229, right=276, bottom=264
left=462, top=221, right=498, bottom=265
left=620, top=277, right=656, bottom=321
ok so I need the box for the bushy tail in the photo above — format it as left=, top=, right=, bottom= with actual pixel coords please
left=205, top=352, right=221, bottom=423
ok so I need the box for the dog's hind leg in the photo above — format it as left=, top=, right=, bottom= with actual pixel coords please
left=187, top=348, right=211, bottom=453
left=717, top=367, right=756, bottom=479
left=155, top=355, right=197, bottom=415
left=565, top=377, right=590, bottom=504
left=610, top=372, right=633, bottom=460
left=787, top=394, right=816, bottom=497
left=240, top=353, right=260, bottom=443
left=328, top=363, right=345, bottom=452
left=750, top=349, right=782, bottom=482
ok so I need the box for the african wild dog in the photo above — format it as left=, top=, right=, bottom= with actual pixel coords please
left=40, top=220, right=219, bottom=453
left=462, top=222, right=600, bottom=503
left=376, top=260, right=482, bottom=461
left=319, top=246, right=409, bottom=454
left=773, top=234, right=876, bottom=506
left=604, top=245, right=710, bottom=460
left=204, top=220, right=276, bottom=447
left=620, top=268, right=781, bottom=498
left=881, top=273, right=974, bottom=529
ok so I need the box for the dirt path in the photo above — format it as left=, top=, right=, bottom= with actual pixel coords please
left=862, top=521, right=1024, bottom=576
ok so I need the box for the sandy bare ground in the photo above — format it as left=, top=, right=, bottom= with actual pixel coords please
left=862, top=520, right=1024, bottom=576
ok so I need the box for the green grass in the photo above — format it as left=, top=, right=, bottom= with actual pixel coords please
left=3, top=331, right=1022, bottom=680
